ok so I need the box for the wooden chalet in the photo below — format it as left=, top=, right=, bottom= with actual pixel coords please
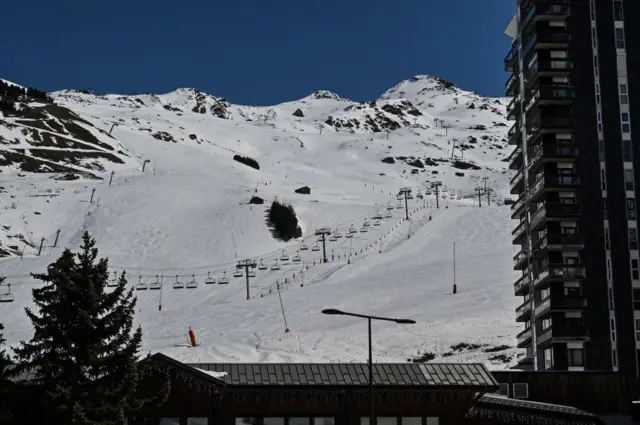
left=135, top=354, right=603, bottom=425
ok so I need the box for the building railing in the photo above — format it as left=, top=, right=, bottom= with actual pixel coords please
left=537, top=324, right=588, bottom=347
left=517, top=327, right=532, bottom=346
left=514, top=274, right=530, bottom=294
left=513, top=249, right=529, bottom=266
left=512, top=219, right=527, bottom=237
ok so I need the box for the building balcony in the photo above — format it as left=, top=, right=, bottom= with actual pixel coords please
left=524, top=85, right=575, bottom=115
left=513, top=219, right=528, bottom=245
left=510, top=168, right=526, bottom=194
left=505, top=43, right=518, bottom=72
left=529, top=202, right=581, bottom=230
left=520, top=1, right=571, bottom=32
left=506, top=73, right=519, bottom=97
left=507, top=97, right=521, bottom=121
left=522, top=31, right=571, bottom=61
left=532, top=233, right=585, bottom=258
left=508, top=122, right=522, bottom=145
left=511, top=194, right=527, bottom=219
left=514, top=248, right=530, bottom=270
left=517, top=327, right=533, bottom=348
left=525, top=58, right=573, bottom=88
left=515, top=298, right=532, bottom=322
left=533, top=264, right=586, bottom=290
left=537, top=324, right=589, bottom=349
left=528, top=144, right=578, bottom=172
left=535, top=295, right=587, bottom=318
left=514, top=273, right=531, bottom=296
left=529, top=175, right=580, bottom=202
left=527, top=117, right=577, bottom=144
left=508, top=146, right=523, bottom=170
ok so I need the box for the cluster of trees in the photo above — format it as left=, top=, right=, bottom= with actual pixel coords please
left=233, top=154, right=260, bottom=170
left=0, top=80, right=52, bottom=114
left=0, top=233, right=167, bottom=425
left=268, top=200, right=302, bottom=241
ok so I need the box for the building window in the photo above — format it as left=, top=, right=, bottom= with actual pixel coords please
left=542, top=318, right=552, bottom=330
left=188, top=419, right=208, bottom=425
left=568, top=348, right=585, bottom=367
left=631, top=227, right=639, bottom=250
left=623, top=140, right=633, bottom=161
left=628, top=198, right=637, bottom=220
left=633, top=289, right=640, bottom=310
left=314, top=418, right=335, bottom=425
left=621, top=84, right=629, bottom=105
left=426, top=418, right=439, bottom=425
left=605, top=227, right=611, bottom=250
left=601, top=169, right=607, bottom=191
left=609, top=287, right=614, bottom=310
left=632, top=258, right=639, bottom=280
left=595, top=83, right=601, bottom=104
left=513, top=383, right=529, bottom=398
left=401, top=418, right=422, bottom=425
left=607, top=257, right=613, bottom=280
left=636, top=319, right=640, bottom=341
left=614, top=0, right=623, bottom=21
left=290, top=419, right=310, bottom=425
left=264, top=419, right=284, bottom=425
left=622, top=113, right=631, bottom=133
left=625, top=169, right=635, bottom=191
left=613, top=349, right=617, bottom=367
left=611, top=318, right=617, bottom=341
left=615, top=28, right=625, bottom=49
left=377, top=419, right=397, bottom=425
left=544, top=348, right=553, bottom=369
left=496, top=383, right=509, bottom=397
left=160, top=419, right=180, bottom=425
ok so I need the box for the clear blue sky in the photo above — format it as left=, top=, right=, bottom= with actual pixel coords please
left=1, top=0, right=513, bottom=105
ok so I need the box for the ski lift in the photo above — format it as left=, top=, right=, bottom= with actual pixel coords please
left=329, top=234, right=337, bottom=242
left=385, top=211, right=392, bottom=218
left=292, top=251, right=302, bottom=262
left=135, top=276, right=148, bottom=291
left=363, top=219, right=370, bottom=227
left=280, top=250, right=289, bottom=261
left=334, top=229, right=342, bottom=238
left=218, top=271, right=229, bottom=284
left=107, top=271, right=119, bottom=288
left=425, top=190, right=432, bottom=195
left=300, top=244, right=309, bottom=251
left=173, top=275, right=185, bottom=289
left=360, top=227, right=368, bottom=233
left=396, top=193, right=403, bottom=200
left=349, top=225, right=357, bottom=234
left=0, top=284, right=14, bottom=303
left=271, top=259, right=281, bottom=270
left=258, top=259, right=268, bottom=270
left=311, top=242, right=321, bottom=252
left=248, top=269, right=257, bottom=277
left=373, top=220, right=381, bottom=226
left=345, top=232, right=354, bottom=239
left=416, top=191, right=424, bottom=199
left=186, top=275, right=198, bottom=289
left=396, top=202, right=403, bottom=209
left=372, top=211, right=382, bottom=220
left=233, top=268, right=243, bottom=278
left=387, top=203, right=393, bottom=211
left=150, top=275, right=162, bottom=290
left=407, top=193, right=414, bottom=199
left=205, top=272, right=216, bottom=284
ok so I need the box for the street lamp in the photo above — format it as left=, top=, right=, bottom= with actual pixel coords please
left=322, top=309, right=416, bottom=425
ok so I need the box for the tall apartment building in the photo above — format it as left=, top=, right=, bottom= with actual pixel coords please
left=503, top=0, right=640, bottom=374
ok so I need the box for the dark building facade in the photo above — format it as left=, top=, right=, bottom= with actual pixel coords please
left=504, top=0, right=640, bottom=374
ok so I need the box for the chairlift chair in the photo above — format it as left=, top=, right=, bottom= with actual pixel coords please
left=292, top=251, right=302, bottom=262
left=186, top=275, right=198, bottom=289
left=0, top=284, right=14, bottom=303
left=271, top=259, right=281, bottom=270
left=311, top=242, right=321, bottom=252
left=334, top=229, right=342, bottom=238
left=373, top=220, right=381, bottom=226
left=345, top=232, right=354, bottom=238
left=107, top=271, right=119, bottom=288
left=135, top=277, right=148, bottom=291
left=329, top=234, right=337, bottom=242
left=387, top=203, right=394, bottom=211
left=248, top=269, right=257, bottom=278
left=150, top=275, right=162, bottom=290
left=218, top=271, right=229, bottom=284
left=360, top=227, right=368, bottom=233
left=407, top=193, right=414, bottom=199
left=173, top=275, right=185, bottom=289
left=363, top=219, right=370, bottom=227
left=205, top=272, right=217, bottom=284
left=396, top=202, right=403, bottom=209
left=279, top=250, right=289, bottom=261
left=300, top=244, right=309, bottom=251
left=349, top=225, right=357, bottom=234
left=258, top=260, right=268, bottom=270
left=425, top=190, right=432, bottom=195
left=396, top=194, right=403, bottom=200
left=233, top=268, right=243, bottom=278
left=385, top=211, right=392, bottom=218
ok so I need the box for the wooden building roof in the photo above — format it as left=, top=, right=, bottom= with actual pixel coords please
left=184, top=360, right=498, bottom=389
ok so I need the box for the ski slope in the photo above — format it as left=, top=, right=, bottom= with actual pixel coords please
left=0, top=75, right=521, bottom=367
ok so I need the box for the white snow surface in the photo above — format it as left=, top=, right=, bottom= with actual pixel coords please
left=0, top=75, right=521, bottom=368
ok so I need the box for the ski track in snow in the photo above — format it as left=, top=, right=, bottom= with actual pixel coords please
left=0, top=76, right=520, bottom=368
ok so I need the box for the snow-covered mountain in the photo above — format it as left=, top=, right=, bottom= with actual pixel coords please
left=0, top=75, right=521, bottom=368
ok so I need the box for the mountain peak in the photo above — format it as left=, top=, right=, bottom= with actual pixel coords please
left=309, top=90, right=345, bottom=101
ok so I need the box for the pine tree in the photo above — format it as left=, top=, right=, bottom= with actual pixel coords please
left=14, top=232, right=164, bottom=425
left=0, top=293, right=14, bottom=424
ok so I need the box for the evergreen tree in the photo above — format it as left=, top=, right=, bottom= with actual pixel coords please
left=14, top=232, right=163, bottom=425
left=0, top=280, right=14, bottom=424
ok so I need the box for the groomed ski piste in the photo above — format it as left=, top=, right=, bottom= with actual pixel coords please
left=0, top=75, right=522, bottom=368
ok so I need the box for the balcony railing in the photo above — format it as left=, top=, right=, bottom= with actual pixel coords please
left=526, top=86, right=575, bottom=110
left=528, top=145, right=579, bottom=170
left=510, top=167, right=525, bottom=189
left=536, top=233, right=584, bottom=251
left=533, top=264, right=586, bottom=288
left=522, top=31, right=571, bottom=62
left=513, top=249, right=529, bottom=268
left=514, top=274, right=530, bottom=295
left=517, top=327, right=533, bottom=347
left=536, top=323, right=588, bottom=347
left=505, top=43, right=518, bottom=72
left=529, top=175, right=580, bottom=200
left=506, top=73, right=518, bottom=96
left=512, top=219, right=527, bottom=237
left=508, top=146, right=523, bottom=170
left=536, top=296, right=587, bottom=317
left=515, top=299, right=532, bottom=316
left=520, top=1, right=571, bottom=31
left=545, top=202, right=581, bottom=217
